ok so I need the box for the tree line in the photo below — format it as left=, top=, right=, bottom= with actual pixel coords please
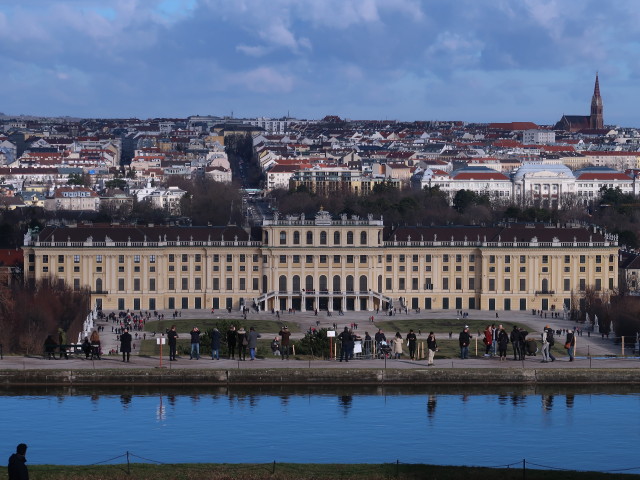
left=0, top=280, right=89, bottom=354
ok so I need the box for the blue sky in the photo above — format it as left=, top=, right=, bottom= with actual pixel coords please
left=1, top=0, right=639, bottom=125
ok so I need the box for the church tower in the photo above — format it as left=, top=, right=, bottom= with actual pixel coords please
left=590, top=72, right=604, bottom=129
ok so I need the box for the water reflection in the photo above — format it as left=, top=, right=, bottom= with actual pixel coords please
left=426, top=395, right=436, bottom=420
left=120, top=394, right=132, bottom=408
left=338, top=395, right=352, bottom=415
left=566, top=394, right=574, bottom=409
left=156, top=395, right=166, bottom=421
left=0, top=386, right=637, bottom=470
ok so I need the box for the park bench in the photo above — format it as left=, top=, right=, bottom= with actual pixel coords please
left=43, top=344, right=83, bottom=360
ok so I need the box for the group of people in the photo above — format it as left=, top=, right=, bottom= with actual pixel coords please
left=270, top=326, right=292, bottom=359
left=225, top=325, right=261, bottom=360
left=335, top=328, right=438, bottom=365
left=461, top=324, right=576, bottom=362
left=165, top=324, right=263, bottom=362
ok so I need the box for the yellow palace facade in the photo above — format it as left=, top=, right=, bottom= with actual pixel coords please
left=23, top=210, right=618, bottom=313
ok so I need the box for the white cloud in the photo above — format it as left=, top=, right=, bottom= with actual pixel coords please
left=236, top=44, right=271, bottom=57
left=426, top=32, right=484, bottom=68
left=230, top=67, right=295, bottom=93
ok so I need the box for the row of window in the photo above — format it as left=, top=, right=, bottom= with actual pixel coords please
left=277, top=230, right=368, bottom=246
left=41, top=262, right=613, bottom=275
left=108, top=296, right=571, bottom=312
left=34, top=252, right=615, bottom=265
left=94, top=275, right=612, bottom=294
left=110, top=295, right=581, bottom=312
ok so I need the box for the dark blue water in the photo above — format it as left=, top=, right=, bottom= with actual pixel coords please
left=2, top=388, right=639, bottom=472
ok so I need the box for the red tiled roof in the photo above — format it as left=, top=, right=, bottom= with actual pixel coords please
left=0, top=249, right=23, bottom=267
left=488, top=122, right=539, bottom=130
left=540, top=145, right=576, bottom=152
left=452, top=171, right=510, bottom=181
left=269, top=164, right=309, bottom=173
left=492, top=139, right=522, bottom=148
left=575, top=172, right=631, bottom=181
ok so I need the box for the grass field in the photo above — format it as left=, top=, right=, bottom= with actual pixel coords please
left=25, top=462, right=640, bottom=480
left=142, top=318, right=299, bottom=334
left=372, top=318, right=521, bottom=335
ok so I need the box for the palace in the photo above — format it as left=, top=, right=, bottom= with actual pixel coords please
left=23, top=211, right=618, bottom=313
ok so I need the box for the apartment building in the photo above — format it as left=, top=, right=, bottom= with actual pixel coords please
left=23, top=211, right=618, bottom=313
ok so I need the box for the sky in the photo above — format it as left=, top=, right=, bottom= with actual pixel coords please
left=1, top=0, right=639, bottom=125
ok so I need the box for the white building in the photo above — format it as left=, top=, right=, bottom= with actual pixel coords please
left=416, top=167, right=512, bottom=204
left=244, top=117, right=293, bottom=134
left=512, top=164, right=576, bottom=207
left=205, top=166, right=232, bottom=183
left=523, top=129, right=556, bottom=145
left=47, top=186, right=100, bottom=211
left=574, top=167, right=635, bottom=203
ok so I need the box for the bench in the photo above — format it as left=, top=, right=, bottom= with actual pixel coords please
left=43, top=344, right=83, bottom=360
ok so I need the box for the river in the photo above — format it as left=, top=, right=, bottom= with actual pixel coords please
left=1, top=385, right=639, bottom=472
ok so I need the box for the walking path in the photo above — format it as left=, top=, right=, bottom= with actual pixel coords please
left=4, top=308, right=638, bottom=370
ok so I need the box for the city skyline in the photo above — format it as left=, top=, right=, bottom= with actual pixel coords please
left=1, top=1, right=639, bottom=125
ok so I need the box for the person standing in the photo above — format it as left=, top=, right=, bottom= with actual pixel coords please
left=237, top=327, right=247, bottom=360
left=483, top=325, right=493, bottom=357
left=90, top=330, right=101, bottom=360
left=210, top=328, right=221, bottom=360
left=167, top=325, right=178, bottom=361
left=459, top=326, right=471, bottom=359
left=247, top=326, right=261, bottom=360
left=364, top=331, right=372, bottom=359
left=7, top=443, right=28, bottom=480
left=566, top=329, right=576, bottom=362
left=540, top=325, right=550, bottom=363
left=491, top=324, right=498, bottom=356
left=497, top=325, right=509, bottom=361
left=426, top=332, right=437, bottom=366
left=518, top=327, right=528, bottom=361
left=338, top=327, right=352, bottom=362
left=58, top=328, right=68, bottom=360
left=406, top=329, right=417, bottom=360
left=374, top=328, right=386, bottom=358
left=120, top=328, right=132, bottom=363
left=227, top=325, right=237, bottom=359
left=189, top=327, right=201, bottom=360
left=546, top=326, right=556, bottom=362
left=510, top=326, right=521, bottom=361
left=392, top=331, right=403, bottom=359
left=279, top=326, right=291, bottom=360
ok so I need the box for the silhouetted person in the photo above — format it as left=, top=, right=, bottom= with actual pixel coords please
left=120, top=328, right=132, bottom=362
left=8, top=443, right=28, bottom=480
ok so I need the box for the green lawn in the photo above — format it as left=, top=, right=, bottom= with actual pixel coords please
left=143, top=318, right=299, bottom=334
left=372, top=318, right=522, bottom=334
left=26, top=462, right=640, bottom=480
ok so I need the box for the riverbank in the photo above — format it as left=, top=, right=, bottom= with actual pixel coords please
left=24, top=462, right=640, bottom=479
left=2, top=366, right=640, bottom=385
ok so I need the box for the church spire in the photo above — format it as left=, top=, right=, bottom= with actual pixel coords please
left=590, top=72, right=603, bottom=129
